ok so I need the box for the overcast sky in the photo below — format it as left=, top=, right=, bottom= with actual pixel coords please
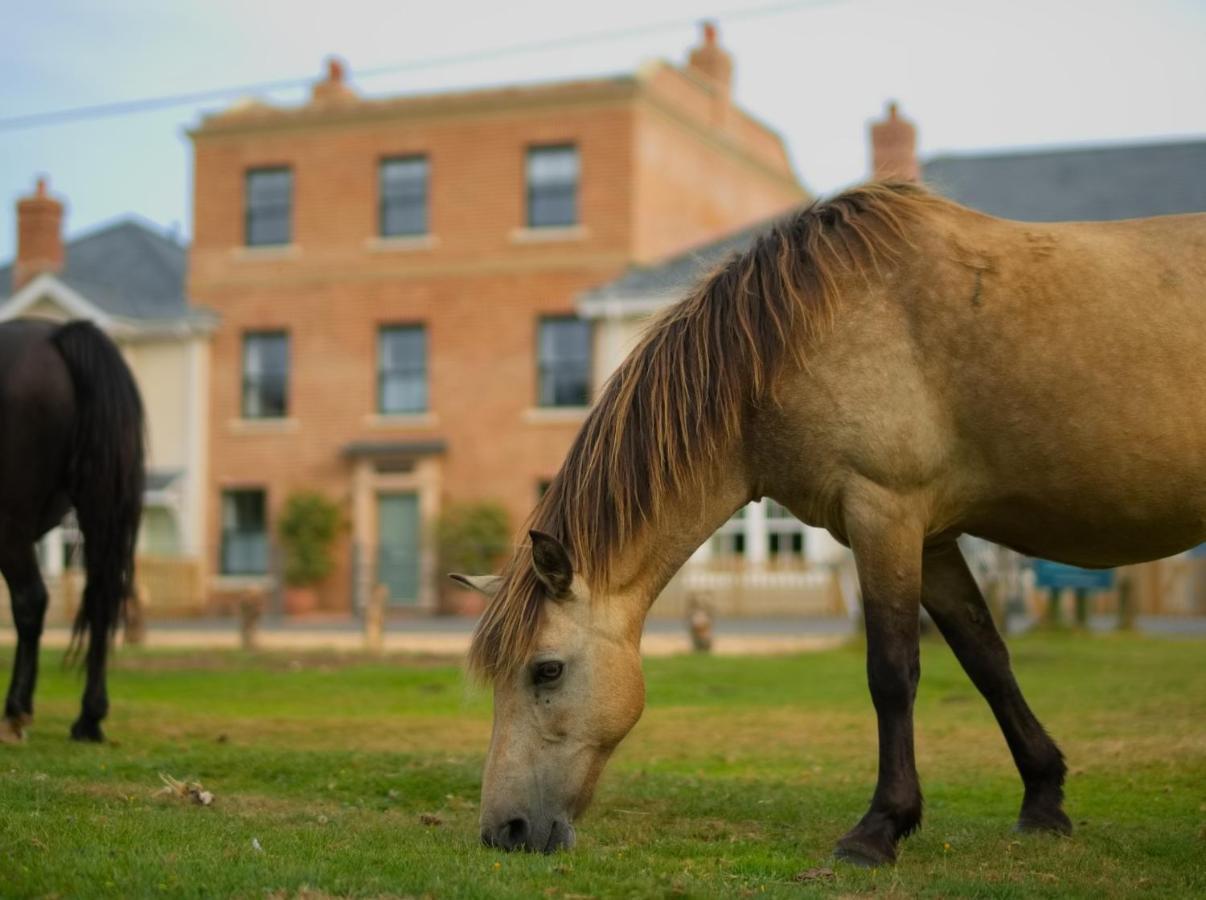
left=2, top=0, right=1204, bottom=260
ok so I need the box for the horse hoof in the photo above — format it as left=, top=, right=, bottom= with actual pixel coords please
left=834, top=836, right=895, bottom=868
left=0, top=717, right=26, bottom=745
left=1016, top=809, right=1073, bottom=836
left=70, top=720, right=105, bottom=743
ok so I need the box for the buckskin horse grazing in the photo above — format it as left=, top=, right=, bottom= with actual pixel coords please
left=0, top=319, right=144, bottom=744
left=452, top=182, right=1206, bottom=865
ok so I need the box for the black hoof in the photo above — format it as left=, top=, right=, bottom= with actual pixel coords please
left=1016, top=807, right=1072, bottom=835
left=834, top=834, right=896, bottom=867
left=70, top=719, right=105, bottom=743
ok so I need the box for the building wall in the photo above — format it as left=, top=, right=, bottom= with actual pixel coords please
left=631, top=65, right=806, bottom=263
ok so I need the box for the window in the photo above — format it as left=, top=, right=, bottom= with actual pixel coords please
left=766, top=499, right=806, bottom=563
left=242, top=331, right=289, bottom=419
left=379, top=156, right=429, bottom=237
left=378, top=325, right=427, bottom=414
left=245, top=167, right=292, bottom=247
left=711, top=506, right=747, bottom=559
left=537, top=316, right=591, bottom=407
left=220, top=489, right=268, bottom=575
left=526, top=145, right=578, bottom=228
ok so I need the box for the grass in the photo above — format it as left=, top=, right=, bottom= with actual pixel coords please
left=0, top=633, right=1203, bottom=898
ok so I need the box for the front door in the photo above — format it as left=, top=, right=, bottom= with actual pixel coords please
left=377, top=492, right=420, bottom=605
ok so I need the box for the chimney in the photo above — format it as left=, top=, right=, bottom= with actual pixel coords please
left=310, top=56, right=357, bottom=106
left=687, top=21, right=733, bottom=94
left=14, top=177, right=65, bottom=291
left=870, top=101, right=919, bottom=182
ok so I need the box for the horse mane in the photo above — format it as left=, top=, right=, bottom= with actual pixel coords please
left=468, top=181, right=943, bottom=681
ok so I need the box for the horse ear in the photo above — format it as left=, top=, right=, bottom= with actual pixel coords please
left=529, top=530, right=573, bottom=599
left=448, top=573, right=503, bottom=597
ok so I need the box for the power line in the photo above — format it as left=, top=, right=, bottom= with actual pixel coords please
left=0, top=0, right=845, bottom=133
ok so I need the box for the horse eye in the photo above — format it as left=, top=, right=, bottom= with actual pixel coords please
left=533, top=661, right=564, bottom=685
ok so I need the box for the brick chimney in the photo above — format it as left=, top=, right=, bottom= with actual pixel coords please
left=14, top=177, right=65, bottom=291
left=310, top=56, right=357, bottom=106
left=687, top=21, right=733, bottom=124
left=870, top=101, right=919, bottom=182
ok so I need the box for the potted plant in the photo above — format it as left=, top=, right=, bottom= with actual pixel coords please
left=436, top=502, right=510, bottom=616
left=277, top=491, right=342, bottom=615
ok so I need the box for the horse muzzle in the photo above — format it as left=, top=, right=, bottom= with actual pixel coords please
left=480, top=814, right=576, bottom=853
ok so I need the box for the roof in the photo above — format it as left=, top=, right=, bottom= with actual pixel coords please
left=583, top=137, right=1206, bottom=317
left=0, top=218, right=208, bottom=325
left=579, top=217, right=782, bottom=313
left=922, top=139, right=1206, bottom=222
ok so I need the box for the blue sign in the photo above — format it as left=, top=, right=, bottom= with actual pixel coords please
left=1032, top=560, right=1115, bottom=591
left=1190, top=543, right=1206, bottom=559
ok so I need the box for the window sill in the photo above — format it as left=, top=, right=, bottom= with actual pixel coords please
left=510, top=225, right=588, bottom=244
left=364, top=412, right=438, bottom=429
left=366, top=235, right=438, bottom=253
left=232, top=244, right=301, bottom=260
left=522, top=406, right=590, bottom=424
left=227, top=417, right=300, bottom=434
left=213, top=574, right=273, bottom=591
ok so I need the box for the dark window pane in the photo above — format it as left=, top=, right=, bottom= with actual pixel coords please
left=220, top=489, right=268, bottom=575
left=380, top=157, right=428, bottom=237
left=245, top=168, right=292, bottom=246
left=526, top=146, right=578, bottom=228
left=378, top=325, right=427, bottom=414
left=242, top=331, right=290, bottom=419
left=537, top=317, right=591, bottom=407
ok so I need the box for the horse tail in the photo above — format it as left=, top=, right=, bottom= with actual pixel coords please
left=50, top=321, right=145, bottom=656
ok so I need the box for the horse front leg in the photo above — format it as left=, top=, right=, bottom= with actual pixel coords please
left=920, top=541, right=1071, bottom=834
left=2, top=546, right=48, bottom=743
left=834, top=503, right=924, bottom=866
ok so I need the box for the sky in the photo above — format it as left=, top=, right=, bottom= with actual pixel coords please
left=2, top=0, right=1204, bottom=261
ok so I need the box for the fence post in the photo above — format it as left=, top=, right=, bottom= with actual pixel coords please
left=365, top=583, right=387, bottom=655
left=238, top=589, right=264, bottom=652
left=124, top=583, right=148, bottom=646
left=1073, top=588, right=1090, bottom=630
left=1117, top=572, right=1136, bottom=631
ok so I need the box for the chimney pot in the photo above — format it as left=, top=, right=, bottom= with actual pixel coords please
left=687, top=20, right=733, bottom=98
left=14, top=176, right=66, bottom=292
left=310, top=56, right=356, bottom=106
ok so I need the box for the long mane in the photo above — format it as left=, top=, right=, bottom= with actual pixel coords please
left=468, top=181, right=943, bottom=681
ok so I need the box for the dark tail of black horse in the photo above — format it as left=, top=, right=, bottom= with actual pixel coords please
left=50, top=321, right=145, bottom=654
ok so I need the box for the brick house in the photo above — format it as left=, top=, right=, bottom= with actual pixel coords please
left=190, top=25, right=806, bottom=613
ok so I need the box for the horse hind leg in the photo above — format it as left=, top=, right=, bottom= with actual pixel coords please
left=920, top=541, right=1071, bottom=835
left=2, top=545, right=49, bottom=743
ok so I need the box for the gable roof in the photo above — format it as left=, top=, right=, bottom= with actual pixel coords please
left=0, top=218, right=206, bottom=325
left=922, top=139, right=1206, bottom=222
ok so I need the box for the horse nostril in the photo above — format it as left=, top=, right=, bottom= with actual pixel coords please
left=501, top=817, right=530, bottom=850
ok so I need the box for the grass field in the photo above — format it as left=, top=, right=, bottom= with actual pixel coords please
left=0, top=633, right=1203, bottom=898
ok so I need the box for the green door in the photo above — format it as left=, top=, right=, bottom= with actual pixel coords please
left=377, top=493, right=420, bottom=604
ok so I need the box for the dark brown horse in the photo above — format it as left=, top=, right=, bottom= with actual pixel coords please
left=0, top=319, right=144, bottom=744
left=453, top=182, right=1206, bottom=864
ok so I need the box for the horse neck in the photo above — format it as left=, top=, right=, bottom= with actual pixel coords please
left=602, top=450, right=751, bottom=625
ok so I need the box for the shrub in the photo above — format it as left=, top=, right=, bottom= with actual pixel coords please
left=277, top=491, right=342, bottom=587
left=437, top=502, right=510, bottom=577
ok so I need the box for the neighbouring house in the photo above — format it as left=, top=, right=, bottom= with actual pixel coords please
left=0, top=178, right=215, bottom=616
left=189, top=24, right=807, bottom=614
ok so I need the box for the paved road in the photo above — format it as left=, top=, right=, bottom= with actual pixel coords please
left=3, top=614, right=1201, bottom=656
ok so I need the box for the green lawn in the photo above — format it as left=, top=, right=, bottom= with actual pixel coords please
left=0, top=634, right=1203, bottom=898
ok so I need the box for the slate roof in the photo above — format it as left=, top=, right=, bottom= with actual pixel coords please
left=580, top=217, right=780, bottom=308
left=583, top=137, right=1206, bottom=312
left=922, top=139, right=1206, bottom=222
left=0, top=218, right=209, bottom=325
